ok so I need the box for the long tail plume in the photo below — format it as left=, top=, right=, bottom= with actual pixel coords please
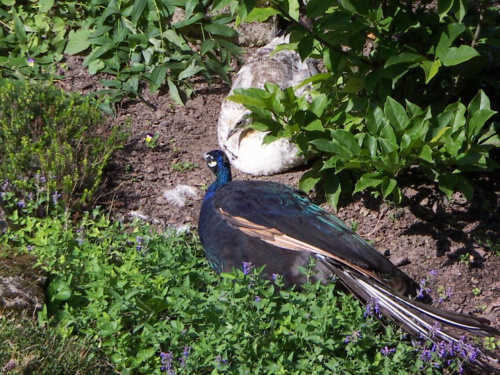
left=325, top=262, right=500, bottom=374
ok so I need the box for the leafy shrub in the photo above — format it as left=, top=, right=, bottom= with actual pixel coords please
left=0, top=0, right=243, bottom=109
left=230, top=0, right=500, bottom=208
left=0, top=210, right=466, bottom=374
left=0, top=79, right=126, bottom=217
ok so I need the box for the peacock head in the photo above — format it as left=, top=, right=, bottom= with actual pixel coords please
left=203, top=150, right=232, bottom=187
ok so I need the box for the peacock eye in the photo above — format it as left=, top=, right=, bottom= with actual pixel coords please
left=208, top=159, right=217, bottom=168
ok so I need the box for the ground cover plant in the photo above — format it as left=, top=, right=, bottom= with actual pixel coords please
left=1, top=207, right=475, bottom=374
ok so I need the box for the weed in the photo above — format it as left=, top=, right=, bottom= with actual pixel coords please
left=172, top=161, right=198, bottom=172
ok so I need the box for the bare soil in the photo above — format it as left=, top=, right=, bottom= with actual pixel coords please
left=57, top=54, right=500, bottom=345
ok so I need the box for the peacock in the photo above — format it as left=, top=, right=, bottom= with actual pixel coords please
left=218, top=35, right=317, bottom=176
left=198, top=149, right=500, bottom=373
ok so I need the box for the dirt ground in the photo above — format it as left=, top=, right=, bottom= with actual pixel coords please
left=56, top=52, right=500, bottom=345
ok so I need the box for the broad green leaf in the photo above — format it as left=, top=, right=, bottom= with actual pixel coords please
left=438, top=173, right=458, bottom=197
left=205, top=57, right=230, bottom=84
left=456, top=175, right=474, bottom=201
left=324, top=172, right=342, bottom=211
left=167, top=78, right=183, bottom=105
left=132, top=0, right=148, bottom=25
left=405, top=100, right=424, bottom=117
left=220, top=272, right=236, bottom=279
left=204, top=23, right=238, bottom=38
left=419, top=144, right=434, bottom=163
left=228, top=94, right=265, bottom=108
left=437, top=0, right=453, bottom=20
left=452, top=0, right=467, bottom=23
left=310, top=139, right=350, bottom=158
left=381, top=177, right=397, bottom=199
left=430, top=126, right=451, bottom=143
left=420, top=60, right=441, bottom=84
left=341, top=0, right=371, bottom=16
left=342, top=77, right=364, bottom=94
left=39, top=0, right=54, bottom=12
left=307, top=0, right=334, bottom=18
left=48, top=278, right=72, bottom=302
left=467, top=90, right=491, bottom=113
left=178, top=60, right=204, bottom=80
left=200, top=39, right=216, bottom=55
left=83, top=43, right=115, bottom=65
left=438, top=45, right=479, bottom=67
left=284, top=0, right=300, bottom=21
left=385, top=53, right=424, bottom=67
left=128, top=34, right=149, bottom=49
left=296, top=73, right=332, bottom=89
left=88, top=59, right=105, bottom=74
left=171, top=12, right=205, bottom=28
left=298, top=35, right=316, bottom=61
left=216, top=38, right=243, bottom=57
left=163, top=29, right=190, bottom=51
left=0, top=0, right=15, bottom=5
left=137, top=347, right=155, bottom=361
left=13, top=12, right=27, bottom=44
left=365, top=104, right=385, bottom=135
left=149, top=65, right=168, bottom=91
left=467, top=109, right=496, bottom=141
left=299, top=168, right=322, bottom=193
left=330, top=129, right=361, bottom=154
left=378, top=137, right=396, bottom=154
left=435, top=23, right=466, bottom=56
left=353, top=172, right=384, bottom=194
left=244, top=7, right=280, bottom=22
left=384, top=96, right=409, bottom=130
left=185, top=0, right=198, bottom=19
left=303, top=119, right=325, bottom=132
left=466, top=90, right=497, bottom=140
left=309, top=94, right=329, bottom=118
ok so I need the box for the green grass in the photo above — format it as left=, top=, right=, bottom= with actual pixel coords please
left=0, top=313, right=111, bottom=374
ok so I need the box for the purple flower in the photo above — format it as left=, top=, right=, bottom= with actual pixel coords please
left=17, top=199, right=26, bottom=208
left=420, top=347, right=433, bottom=362
left=178, top=345, right=191, bottom=367
left=160, top=351, right=175, bottom=374
left=381, top=346, right=396, bottom=356
left=344, top=330, right=361, bottom=344
left=242, top=262, right=253, bottom=275
left=52, top=191, right=62, bottom=205
left=429, top=269, right=438, bottom=277
left=254, top=296, right=261, bottom=302
left=214, top=355, right=228, bottom=367
left=364, top=296, right=380, bottom=318
left=27, top=245, right=33, bottom=251
left=27, top=57, right=35, bottom=66
left=272, top=273, right=279, bottom=281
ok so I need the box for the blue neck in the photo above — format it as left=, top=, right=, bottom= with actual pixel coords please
left=204, top=166, right=232, bottom=200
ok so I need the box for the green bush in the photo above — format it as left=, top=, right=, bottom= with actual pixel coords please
left=0, top=79, right=126, bottom=217
left=0, top=210, right=466, bottom=374
left=0, top=0, right=243, bottom=109
left=230, top=0, right=500, bottom=208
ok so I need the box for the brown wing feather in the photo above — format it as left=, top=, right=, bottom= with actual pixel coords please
left=219, top=208, right=382, bottom=283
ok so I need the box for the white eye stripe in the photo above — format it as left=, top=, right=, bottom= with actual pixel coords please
left=208, top=160, right=217, bottom=167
